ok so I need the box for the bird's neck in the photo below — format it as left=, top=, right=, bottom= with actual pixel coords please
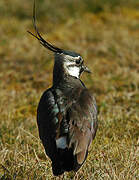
left=53, top=72, right=85, bottom=94
left=52, top=60, right=86, bottom=91
left=53, top=62, right=65, bottom=85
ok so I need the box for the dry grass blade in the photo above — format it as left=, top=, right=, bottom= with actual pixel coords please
left=0, top=0, right=139, bottom=179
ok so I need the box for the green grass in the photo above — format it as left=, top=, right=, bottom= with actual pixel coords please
left=0, top=0, right=139, bottom=179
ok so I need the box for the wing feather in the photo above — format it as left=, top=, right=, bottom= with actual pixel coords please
left=37, top=87, right=98, bottom=168
left=67, top=89, right=98, bottom=164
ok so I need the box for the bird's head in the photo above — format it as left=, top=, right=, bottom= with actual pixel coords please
left=54, top=51, right=91, bottom=78
left=27, top=0, right=91, bottom=79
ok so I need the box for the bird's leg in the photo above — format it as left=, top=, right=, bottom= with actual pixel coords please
left=54, top=173, right=64, bottom=180
left=73, top=172, right=79, bottom=180
left=61, top=174, right=65, bottom=180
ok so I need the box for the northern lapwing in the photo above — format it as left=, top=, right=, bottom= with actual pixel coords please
left=28, top=1, right=98, bottom=176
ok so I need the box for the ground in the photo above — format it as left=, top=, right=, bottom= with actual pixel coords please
left=0, top=0, right=139, bottom=179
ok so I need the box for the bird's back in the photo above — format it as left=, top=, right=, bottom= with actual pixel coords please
left=37, top=77, right=98, bottom=175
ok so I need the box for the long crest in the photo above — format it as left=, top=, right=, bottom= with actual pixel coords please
left=27, top=0, right=63, bottom=53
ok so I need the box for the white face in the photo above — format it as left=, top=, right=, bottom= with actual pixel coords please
left=64, top=61, right=80, bottom=78
left=63, top=55, right=82, bottom=78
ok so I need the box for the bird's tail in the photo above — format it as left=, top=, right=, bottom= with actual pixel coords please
left=52, top=148, right=81, bottom=176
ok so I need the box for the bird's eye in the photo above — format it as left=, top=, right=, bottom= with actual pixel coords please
left=76, top=57, right=82, bottom=64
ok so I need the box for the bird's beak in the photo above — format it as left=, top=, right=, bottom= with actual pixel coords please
left=82, top=65, right=91, bottom=73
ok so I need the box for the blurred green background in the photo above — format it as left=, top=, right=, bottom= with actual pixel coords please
left=0, top=0, right=139, bottom=179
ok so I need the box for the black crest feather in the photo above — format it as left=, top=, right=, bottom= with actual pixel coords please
left=27, top=0, right=63, bottom=53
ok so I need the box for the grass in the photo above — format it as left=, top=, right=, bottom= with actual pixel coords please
left=0, top=0, right=139, bottom=179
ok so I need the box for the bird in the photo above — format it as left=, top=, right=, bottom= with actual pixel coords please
left=28, top=0, right=98, bottom=176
